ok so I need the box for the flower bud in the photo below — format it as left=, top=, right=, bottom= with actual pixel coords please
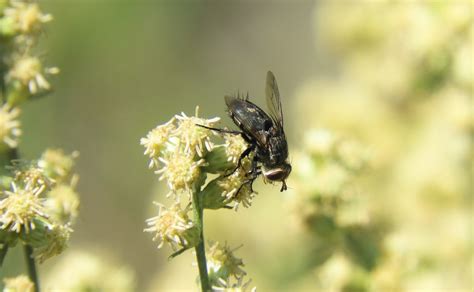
left=202, top=146, right=235, bottom=174
left=200, top=178, right=228, bottom=210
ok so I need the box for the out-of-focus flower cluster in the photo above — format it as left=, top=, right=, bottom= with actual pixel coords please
left=293, top=129, right=371, bottom=227
left=3, top=274, right=34, bottom=292
left=44, top=250, right=136, bottom=292
left=288, top=1, right=471, bottom=291
left=0, top=149, right=79, bottom=263
left=0, top=0, right=58, bottom=108
left=0, top=0, right=60, bottom=192
left=290, top=129, right=384, bottom=291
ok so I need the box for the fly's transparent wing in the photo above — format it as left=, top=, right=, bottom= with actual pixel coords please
left=265, top=71, right=284, bottom=128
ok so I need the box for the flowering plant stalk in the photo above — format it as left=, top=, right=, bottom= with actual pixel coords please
left=142, top=107, right=256, bottom=291
left=0, top=1, right=80, bottom=290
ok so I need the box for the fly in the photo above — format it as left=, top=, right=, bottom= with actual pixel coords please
left=201, top=71, right=291, bottom=193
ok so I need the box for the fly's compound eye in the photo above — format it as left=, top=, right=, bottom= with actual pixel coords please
left=263, top=163, right=291, bottom=182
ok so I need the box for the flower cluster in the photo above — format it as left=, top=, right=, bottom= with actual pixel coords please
left=141, top=106, right=257, bottom=216
left=141, top=107, right=259, bottom=228
left=0, top=0, right=58, bottom=107
left=141, top=107, right=218, bottom=195
left=0, top=149, right=80, bottom=263
left=0, top=182, right=47, bottom=233
left=44, top=250, right=136, bottom=292
left=144, top=202, right=199, bottom=251
left=206, top=241, right=253, bottom=291
left=142, top=107, right=256, bottom=290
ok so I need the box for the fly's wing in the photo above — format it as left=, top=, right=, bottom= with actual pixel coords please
left=265, top=71, right=284, bottom=129
left=225, top=95, right=273, bottom=147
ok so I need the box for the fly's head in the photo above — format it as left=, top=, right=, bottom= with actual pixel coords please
left=262, top=161, right=292, bottom=192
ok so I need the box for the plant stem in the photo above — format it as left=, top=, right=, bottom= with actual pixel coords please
left=192, top=190, right=211, bottom=292
left=24, top=244, right=39, bottom=292
left=7, top=147, right=18, bottom=162
left=0, top=245, right=8, bottom=267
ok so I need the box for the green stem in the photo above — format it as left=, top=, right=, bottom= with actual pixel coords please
left=192, top=190, right=211, bottom=292
left=24, top=244, right=39, bottom=292
left=7, top=147, right=18, bottom=162
left=0, top=245, right=8, bottom=267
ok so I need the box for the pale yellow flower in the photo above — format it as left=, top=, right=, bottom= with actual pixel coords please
left=217, top=169, right=254, bottom=210
left=144, top=202, right=198, bottom=250
left=155, top=151, right=204, bottom=194
left=174, top=106, right=220, bottom=157
left=38, top=148, right=78, bottom=183
left=14, top=163, right=52, bottom=189
left=223, top=134, right=248, bottom=164
left=0, top=183, right=48, bottom=233
left=0, top=104, right=21, bottom=148
left=3, top=1, right=52, bottom=35
left=7, top=55, right=58, bottom=94
left=140, top=118, right=175, bottom=168
left=44, top=184, right=79, bottom=224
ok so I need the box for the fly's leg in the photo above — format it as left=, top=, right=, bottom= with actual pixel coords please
left=234, top=167, right=261, bottom=196
left=197, top=123, right=256, bottom=178
left=246, top=161, right=261, bottom=193
left=246, top=153, right=259, bottom=177
left=224, top=143, right=255, bottom=177
left=195, top=124, right=241, bottom=135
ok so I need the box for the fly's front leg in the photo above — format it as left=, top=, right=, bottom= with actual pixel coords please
left=196, top=124, right=241, bottom=135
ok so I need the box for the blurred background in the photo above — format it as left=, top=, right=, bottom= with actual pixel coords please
left=1, top=0, right=472, bottom=291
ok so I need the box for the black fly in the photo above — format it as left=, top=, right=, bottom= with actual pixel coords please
left=201, top=71, right=291, bottom=192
